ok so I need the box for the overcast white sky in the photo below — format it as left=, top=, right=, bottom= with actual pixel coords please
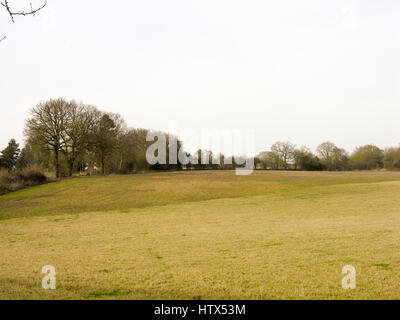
left=1, top=0, right=399, bottom=155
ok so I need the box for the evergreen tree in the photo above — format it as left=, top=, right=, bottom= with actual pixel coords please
left=1, top=139, right=20, bottom=170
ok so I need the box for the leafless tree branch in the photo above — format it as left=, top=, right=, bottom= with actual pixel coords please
left=1, top=0, right=47, bottom=23
left=1, top=1, right=47, bottom=43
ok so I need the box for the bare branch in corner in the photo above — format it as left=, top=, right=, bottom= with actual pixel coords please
left=1, top=0, right=47, bottom=23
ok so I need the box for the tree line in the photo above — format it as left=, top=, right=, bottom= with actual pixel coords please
left=1, top=98, right=400, bottom=177
left=255, top=141, right=400, bottom=171
left=0, top=98, right=211, bottom=177
left=18, top=98, right=154, bottom=177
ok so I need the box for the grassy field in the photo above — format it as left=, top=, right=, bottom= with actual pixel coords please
left=1, top=170, right=400, bottom=299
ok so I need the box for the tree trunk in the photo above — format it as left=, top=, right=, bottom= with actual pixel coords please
left=119, top=152, right=123, bottom=172
left=68, top=159, right=74, bottom=177
left=101, top=151, right=105, bottom=175
left=54, top=148, right=60, bottom=178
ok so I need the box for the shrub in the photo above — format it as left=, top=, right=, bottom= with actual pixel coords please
left=15, top=168, right=47, bottom=185
left=0, top=166, right=47, bottom=195
left=0, top=169, right=12, bottom=194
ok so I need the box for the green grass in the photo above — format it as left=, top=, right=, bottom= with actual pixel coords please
left=1, top=170, right=400, bottom=299
left=1, top=170, right=400, bottom=220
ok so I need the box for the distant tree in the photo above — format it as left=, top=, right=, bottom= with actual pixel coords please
left=264, top=151, right=282, bottom=170
left=0, top=139, right=20, bottom=170
left=114, top=131, right=134, bottom=173
left=116, top=128, right=152, bottom=173
left=316, top=142, right=336, bottom=170
left=256, top=153, right=265, bottom=170
left=194, top=149, right=204, bottom=169
left=129, top=128, right=151, bottom=171
left=61, top=102, right=98, bottom=176
left=293, top=146, right=307, bottom=170
left=253, top=157, right=261, bottom=170
left=271, top=141, right=295, bottom=169
left=216, top=153, right=225, bottom=170
left=331, top=146, right=349, bottom=171
left=293, top=146, right=322, bottom=171
left=16, top=145, right=35, bottom=170
left=350, top=145, right=384, bottom=170
left=167, top=135, right=184, bottom=170
left=383, top=147, right=400, bottom=169
left=91, top=113, right=121, bottom=175
left=25, top=98, right=70, bottom=178
left=317, top=142, right=349, bottom=171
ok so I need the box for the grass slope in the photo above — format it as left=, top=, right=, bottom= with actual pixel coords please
left=1, top=171, right=400, bottom=299
left=1, top=170, right=400, bottom=220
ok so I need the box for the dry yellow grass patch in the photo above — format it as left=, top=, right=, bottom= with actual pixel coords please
left=1, top=171, right=400, bottom=299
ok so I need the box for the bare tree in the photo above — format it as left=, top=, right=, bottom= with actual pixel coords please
left=1, top=0, right=47, bottom=42
left=61, top=102, right=99, bottom=176
left=317, top=141, right=349, bottom=171
left=90, top=113, right=121, bottom=175
left=271, top=141, right=296, bottom=169
left=24, top=98, right=68, bottom=178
